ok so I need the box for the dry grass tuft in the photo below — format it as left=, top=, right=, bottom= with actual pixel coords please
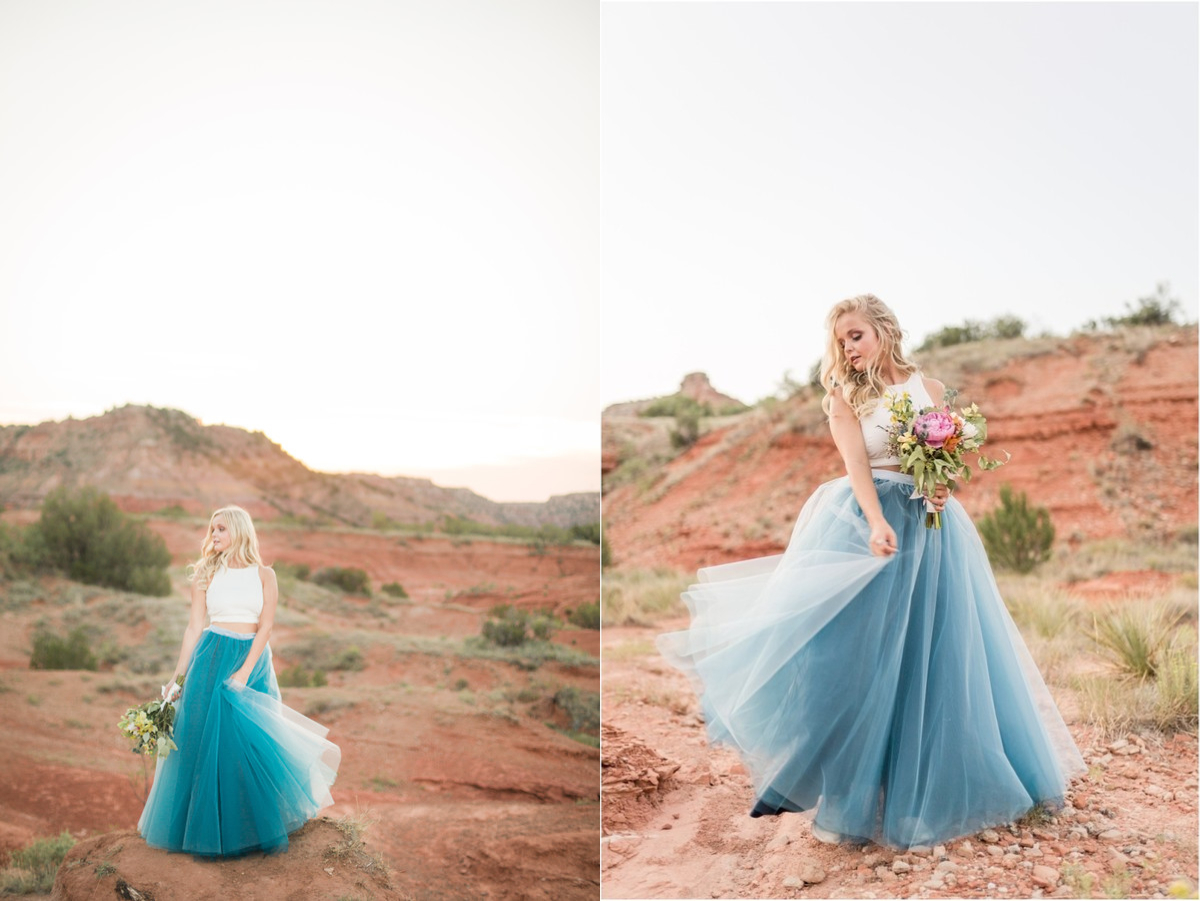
left=601, top=568, right=691, bottom=627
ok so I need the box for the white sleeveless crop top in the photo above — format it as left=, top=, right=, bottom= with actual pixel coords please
left=205, top=565, right=264, bottom=625
left=859, top=371, right=935, bottom=466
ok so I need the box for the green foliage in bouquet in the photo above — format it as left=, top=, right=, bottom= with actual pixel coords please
left=885, top=389, right=1008, bottom=528
left=978, top=485, right=1055, bottom=573
left=33, top=487, right=171, bottom=595
left=118, top=675, right=184, bottom=759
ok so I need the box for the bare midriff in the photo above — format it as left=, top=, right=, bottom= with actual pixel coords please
left=873, top=464, right=902, bottom=472
left=212, top=622, right=258, bottom=634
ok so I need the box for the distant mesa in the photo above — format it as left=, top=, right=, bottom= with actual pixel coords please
left=603, top=372, right=746, bottom=418
left=0, top=405, right=598, bottom=529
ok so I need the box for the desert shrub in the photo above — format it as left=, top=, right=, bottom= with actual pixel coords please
left=1081, top=283, right=1184, bottom=330
left=288, top=635, right=367, bottom=672
left=670, top=406, right=702, bottom=449
left=1154, top=636, right=1198, bottom=733
left=569, top=522, right=601, bottom=544
left=602, top=568, right=690, bottom=626
left=380, top=582, right=408, bottom=599
left=481, top=605, right=531, bottom=647
left=480, top=605, right=558, bottom=648
left=32, top=487, right=171, bottom=595
left=917, top=314, right=1027, bottom=351
left=30, top=627, right=98, bottom=671
left=274, top=562, right=311, bottom=581
left=312, top=567, right=371, bottom=597
left=553, top=686, right=600, bottom=739
left=641, top=394, right=708, bottom=418
left=0, top=831, right=75, bottom=894
left=278, top=665, right=328, bottom=688
left=977, top=485, right=1055, bottom=573
left=0, top=521, right=28, bottom=579
left=1088, top=603, right=1187, bottom=680
left=566, top=601, right=601, bottom=630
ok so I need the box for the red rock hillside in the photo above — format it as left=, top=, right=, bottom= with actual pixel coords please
left=0, top=405, right=598, bottom=529
left=603, top=326, right=1198, bottom=572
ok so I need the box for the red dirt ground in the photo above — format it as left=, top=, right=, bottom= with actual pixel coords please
left=0, top=519, right=600, bottom=900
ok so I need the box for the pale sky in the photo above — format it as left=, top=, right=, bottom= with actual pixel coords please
left=603, top=1, right=1199, bottom=407
left=0, top=0, right=599, bottom=503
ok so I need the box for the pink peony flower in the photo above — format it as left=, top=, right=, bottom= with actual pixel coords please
left=912, top=410, right=957, bottom=448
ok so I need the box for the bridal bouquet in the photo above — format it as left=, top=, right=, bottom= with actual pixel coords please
left=118, top=676, right=183, bottom=759
left=883, top=388, right=1008, bottom=528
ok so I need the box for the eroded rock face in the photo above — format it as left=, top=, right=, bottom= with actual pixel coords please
left=604, top=329, right=1200, bottom=571
left=51, top=818, right=398, bottom=901
left=601, top=724, right=681, bottom=834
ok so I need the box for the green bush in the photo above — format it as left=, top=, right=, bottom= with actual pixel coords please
left=481, top=605, right=532, bottom=647
left=568, top=522, right=601, bottom=545
left=30, top=627, right=98, bottom=671
left=381, top=582, right=409, bottom=599
left=551, top=686, right=600, bottom=746
left=670, top=407, right=702, bottom=449
left=274, top=562, right=311, bottom=581
left=480, top=605, right=559, bottom=647
left=978, top=485, right=1055, bottom=573
left=917, top=314, right=1027, bottom=352
left=277, top=665, right=328, bottom=688
left=0, top=831, right=75, bottom=894
left=312, top=567, right=372, bottom=597
left=1082, top=283, right=1184, bottom=330
left=33, top=487, right=171, bottom=595
left=567, top=601, right=601, bottom=630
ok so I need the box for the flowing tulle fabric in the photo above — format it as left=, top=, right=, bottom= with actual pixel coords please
left=658, top=471, right=1085, bottom=850
left=139, top=627, right=341, bottom=857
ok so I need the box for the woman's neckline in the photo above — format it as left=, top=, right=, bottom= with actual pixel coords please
left=886, top=371, right=916, bottom=389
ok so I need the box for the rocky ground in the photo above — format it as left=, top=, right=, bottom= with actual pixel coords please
left=600, top=618, right=1199, bottom=901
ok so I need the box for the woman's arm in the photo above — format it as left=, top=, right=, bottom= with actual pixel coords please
left=827, top=392, right=897, bottom=557
left=166, top=581, right=208, bottom=697
left=230, top=566, right=278, bottom=686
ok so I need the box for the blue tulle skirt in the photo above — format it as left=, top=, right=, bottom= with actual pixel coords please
left=139, top=627, right=341, bottom=857
left=658, top=471, right=1085, bottom=850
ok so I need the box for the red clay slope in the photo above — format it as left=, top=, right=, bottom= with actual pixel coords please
left=603, top=327, right=1198, bottom=572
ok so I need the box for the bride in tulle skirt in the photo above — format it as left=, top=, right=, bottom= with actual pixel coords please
left=139, top=505, right=339, bottom=857
left=658, top=295, right=1084, bottom=850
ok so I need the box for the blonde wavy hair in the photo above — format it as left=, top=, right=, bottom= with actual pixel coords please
left=819, top=294, right=917, bottom=418
left=188, top=505, right=263, bottom=589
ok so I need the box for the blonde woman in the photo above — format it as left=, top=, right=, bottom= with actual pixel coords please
left=139, top=505, right=340, bottom=857
left=659, top=295, right=1084, bottom=850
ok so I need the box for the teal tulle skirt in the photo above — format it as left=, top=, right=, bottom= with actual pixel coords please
left=658, top=471, right=1085, bottom=850
left=139, top=627, right=340, bottom=857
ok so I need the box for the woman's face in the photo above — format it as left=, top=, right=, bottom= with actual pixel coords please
left=834, top=312, right=880, bottom=372
left=210, top=515, right=231, bottom=553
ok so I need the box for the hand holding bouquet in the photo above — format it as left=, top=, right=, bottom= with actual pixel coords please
left=118, top=675, right=183, bottom=759
left=883, top=388, right=1008, bottom=528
